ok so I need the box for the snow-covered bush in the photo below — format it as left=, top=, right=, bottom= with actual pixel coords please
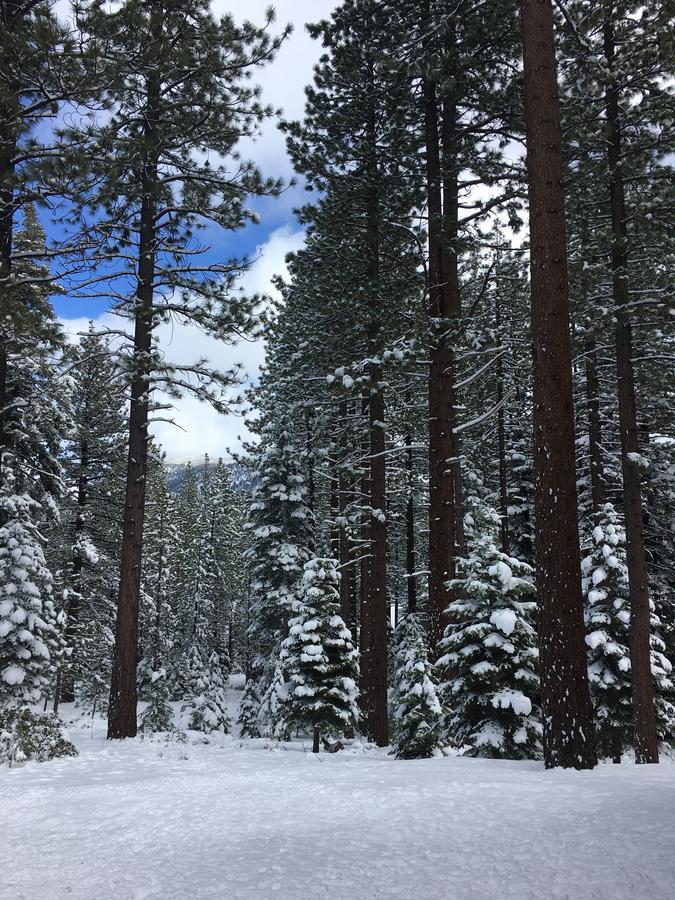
left=0, top=707, right=77, bottom=766
left=583, top=502, right=674, bottom=759
left=390, top=614, right=444, bottom=759
left=438, top=502, right=541, bottom=759
left=277, top=558, right=360, bottom=747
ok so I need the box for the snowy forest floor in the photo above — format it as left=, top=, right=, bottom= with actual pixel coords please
left=2, top=682, right=674, bottom=900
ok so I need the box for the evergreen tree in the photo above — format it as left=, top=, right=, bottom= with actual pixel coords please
left=277, top=558, right=360, bottom=751
left=54, top=326, right=127, bottom=708
left=438, top=499, right=541, bottom=759
left=244, top=421, right=315, bottom=722
left=181, top=588, right=230, bottom=734
left=0, top=493, right=54, bottom=704
left=390, top=614, right=444, bottom=759
left=68, top=0, right=289, bottom=738
left=237, top=677, right=262, bottom=739
left=583, top=502, right=674, bottom=761
left=140, top=668, right=174, bottom=734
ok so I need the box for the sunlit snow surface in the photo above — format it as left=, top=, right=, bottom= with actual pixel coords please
left=2, top=688, right=674, bottom=900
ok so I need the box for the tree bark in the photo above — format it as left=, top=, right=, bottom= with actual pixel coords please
left=520, top=0, right=597, bottom=769
left=603, top=14, right=658, bottom=764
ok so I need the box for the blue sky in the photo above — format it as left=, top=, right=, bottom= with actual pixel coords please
left=52, top=0, right=338, bottom=460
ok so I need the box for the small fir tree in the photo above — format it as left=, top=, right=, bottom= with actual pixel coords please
left=182, top=622, right=231, bottom=735
left=438, top=502, right=541, bottom=759
left=0, top=493, right=54, bottom=705
left=277, top=558, right=360, bottom=751
left=583, top=502, right=674, bottom=760
left=237, top=678, right=262, bottom=738
left=140, top=668, right=174, bottom=734
left=391, top=614, right=444, bottom=759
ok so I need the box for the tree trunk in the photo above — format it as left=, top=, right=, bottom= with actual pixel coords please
left=59, top=437, right=89, bottom=707
left=338, top=404, right=354, bottom=629
left=107, top=50, right=160, bottom=737
left=0, top=73, right=17, bottom=494
left=520, top=0, right=597, bottom=769
left=603, top=15, right=658, bottom=764
left=312, top=726, right=320, bottom=754
left=358, top=396, right=370, bottom=665
left=405, top=432, right=417, bottom=615
left=584, top=335, right=606, bottom=512
left=424, top=72, right=455, bottom=654
left=361, top=81, right=388, bottom=747
left=496, top=293, right=510, bottom=554
left=367, top=383, right=388, bottom=746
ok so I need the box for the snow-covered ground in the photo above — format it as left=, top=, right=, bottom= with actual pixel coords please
left=2, top=687, right=674, bottom=900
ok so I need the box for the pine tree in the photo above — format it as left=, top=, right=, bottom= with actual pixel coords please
left=67, top=0, right=289, bottom=739
left=181, top=587, right=230, bottom=734
left=237, top=678, right=262, bottom=739
left=277, top=558, right=360, bottom=752
left=583, top=502, right=674, bottom=761
left=244, top=421, right=316, bottom=724
left=140, top=668, right=174, bottom=734
left=390, top=614, right=444, bottom=759
left=0, top=493, right=54, bottom=704
left=55, top=326, right=127, bottom=709
left=438, top=499, right=541, bottom=759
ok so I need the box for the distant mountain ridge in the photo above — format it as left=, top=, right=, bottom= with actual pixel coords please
left=164, top=460, right=256, bottom=494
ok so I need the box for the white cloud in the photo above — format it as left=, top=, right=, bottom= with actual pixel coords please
left=60, top=226, right=306, bottom=462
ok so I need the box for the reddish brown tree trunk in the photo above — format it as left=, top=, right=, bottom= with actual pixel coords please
left=603, top=15, right=658, bottom=764
left=520, top=0, right=597, bottom=769
left=108, top=50, right=160, bottom=737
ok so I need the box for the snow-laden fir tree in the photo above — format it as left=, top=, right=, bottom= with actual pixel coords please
left=244, top=421, right=316, bottom=732
left=54, top=326, right=127, bottom=709
left=582, top=502, right=674, bottom=760
left=181, top=598, right=230, bottom=735
left=237, top=677, right=262, bottom=739
left=0, top=493, right=54, bottom=704
left=140, top=668, right=174, bottom=734
left=438, top=498, right=541, bottom=759
left=277, top=558, right=359, bottom=751
left=390, top=614, right=444, bottom=759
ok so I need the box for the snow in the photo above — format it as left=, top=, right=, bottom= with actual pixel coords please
left=2, top=693, right=674, bottom=900
left=489, top=608, right=518, bottom=636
